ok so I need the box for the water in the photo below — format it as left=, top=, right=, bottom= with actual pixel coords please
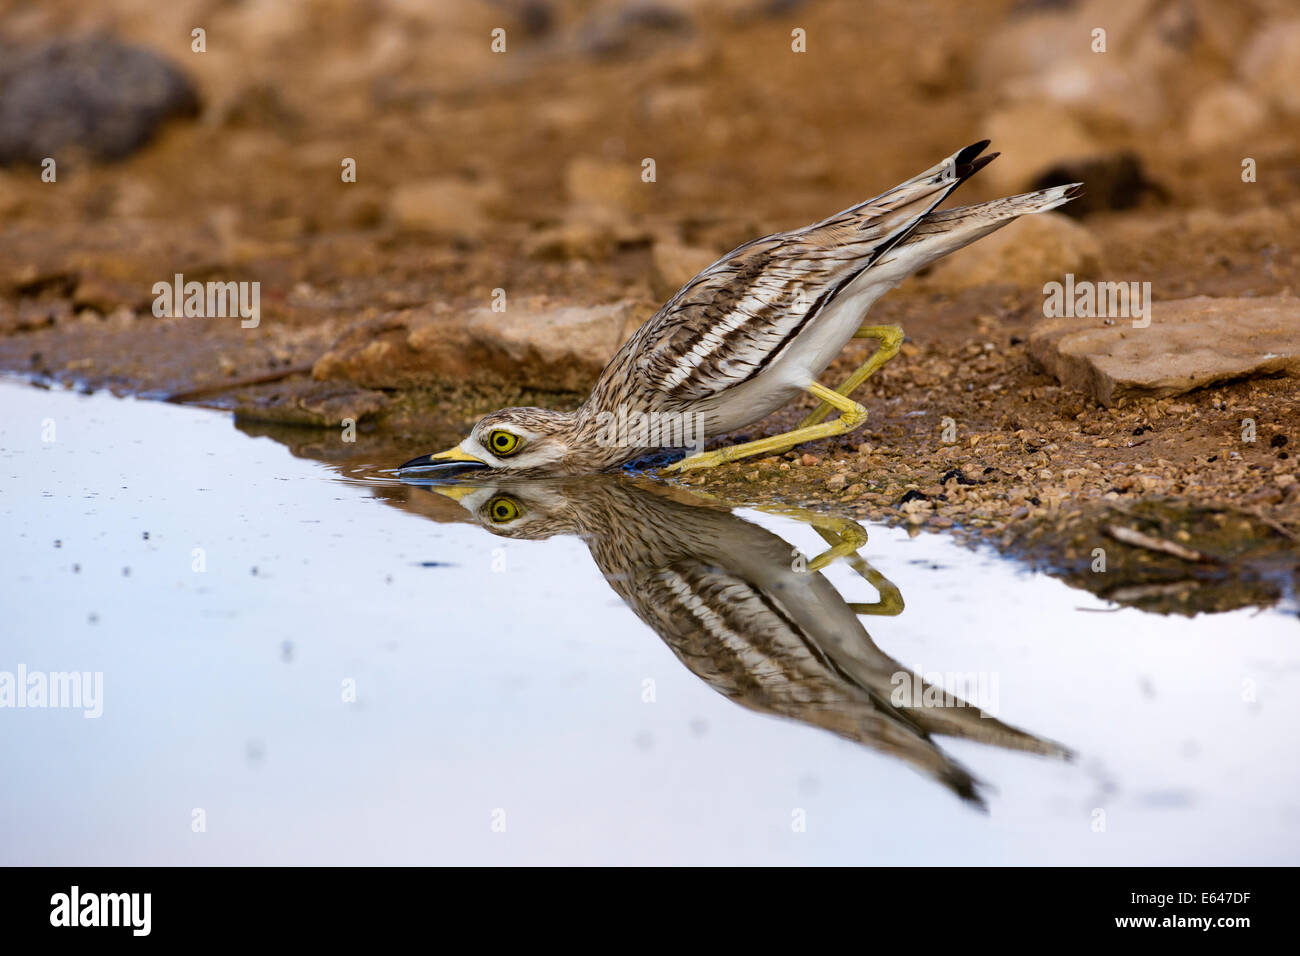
left=2, top=381, right=1297, bottom=864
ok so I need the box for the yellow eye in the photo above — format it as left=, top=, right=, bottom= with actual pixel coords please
left=486, top=496, right=521, bottom=523
left=487, top=429, right=521, bottom=457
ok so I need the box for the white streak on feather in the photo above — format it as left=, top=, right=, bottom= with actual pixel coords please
left=659, top=571, right=794, bottom=683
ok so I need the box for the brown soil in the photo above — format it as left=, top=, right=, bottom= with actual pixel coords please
left=3, top=0, right=1298, bottom=612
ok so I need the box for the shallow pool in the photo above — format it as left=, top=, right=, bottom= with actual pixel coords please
left=2, top=381, right=1297, bottom=864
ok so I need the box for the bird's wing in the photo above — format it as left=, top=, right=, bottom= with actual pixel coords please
left=605, top=141, right=995, bottom=407
left=618, top=556, right=868, bottom=704
left=614, top=556, right=989, bottom=803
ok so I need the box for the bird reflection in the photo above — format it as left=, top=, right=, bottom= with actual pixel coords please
left=414, top=473, right=1067, bottom=806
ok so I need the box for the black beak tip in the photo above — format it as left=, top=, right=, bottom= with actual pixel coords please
left=396, top=454, right=490, bottom=480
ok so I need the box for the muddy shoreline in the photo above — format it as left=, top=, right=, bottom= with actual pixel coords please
left=9, top=307, right=1297, bottom=617
left=3, top=0, right=1299, bottom=613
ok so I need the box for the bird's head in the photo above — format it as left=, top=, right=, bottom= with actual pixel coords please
left=398, top=406, right=579, bottom=478
left=420, top=479, right=584, bottom=540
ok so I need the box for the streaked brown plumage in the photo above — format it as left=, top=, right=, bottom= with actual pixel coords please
left=400, top=141, right=1082, bottom=478
left=428, top=474, right=1069, bottom=805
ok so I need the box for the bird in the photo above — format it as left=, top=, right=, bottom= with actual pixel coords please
left=399, top=141, right=1082, bottom=478
left=419, top=473, right=1070, bottom=805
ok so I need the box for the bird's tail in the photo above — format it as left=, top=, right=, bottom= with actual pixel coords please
left=871, top=139, right=1000, bottom=199
left=798, top=699, right=990, bottom=807
left=808, top=140, right=1001, bottom=270
left=891, top=182, right=1085, bottom=264
left=832, top=140, right=997, bottom=226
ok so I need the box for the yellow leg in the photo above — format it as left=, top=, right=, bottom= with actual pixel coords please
left=663, top=488, right=906, bottom=615
left=809, top=524, right=904, bottom=616
left=803, top=515, right=867, bottom=571
left=799, top=324, right=904, bottom=428
left=663, top=382, right=867, bottom=473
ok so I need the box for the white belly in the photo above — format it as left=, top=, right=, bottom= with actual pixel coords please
left=695, top=271, right=901, bottom=438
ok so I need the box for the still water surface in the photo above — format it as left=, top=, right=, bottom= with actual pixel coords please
left=2, top=382, right=1297, bottom=864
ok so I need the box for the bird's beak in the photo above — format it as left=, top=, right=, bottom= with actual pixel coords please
left=427, top=483, right=478, bottom=503
left=397, top=445, right=490, bottom=478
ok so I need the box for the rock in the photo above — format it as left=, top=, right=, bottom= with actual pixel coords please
left=980, top=103, right=1100, bottom=195
left=388, top=178, right=504, bottom=238
left=1029, top=296, right=1300, bottom=406
left=454, top=301, right=643, bottom=392
left=1182, top=206, right=1292, bottom=245
left=0, top=36, right=199, bottom=165
left=925, top=212, right=1103, bottom=291
left=576, top=3, right=693, bottom=59
left=73, top=274, right=146, bottom=314
left=1186, top=0, right=1263, bottom=64
left=1028, top=152, right=1156, bottom=216
left=911, top=41, right=964, bottom=97
left=564, top=157, right=649, bottom=215
left=1185, top=83, right=1268, bottom=151
left=524, top=220, right=617, bottom=261
left=1240, top=18, right=1300, bottom=116
left=336, top=186, right=387, bottom=229
left=233, top=380, right=388, bottom=427
left=650, top=242, right=717, bottom=299
left=526, top=210, right=655, bottom=262
left=214, top=81, right=302, bottom=130
left=974, top=0, right=1173, bottom=130
left=313, top=298, right=648, bottom=392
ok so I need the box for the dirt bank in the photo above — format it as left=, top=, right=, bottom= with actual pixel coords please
left=2, top=0, right=1298, bottom=611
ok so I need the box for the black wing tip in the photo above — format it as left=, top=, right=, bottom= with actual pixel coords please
left=955, top=139, right=992, bottom=166
left=955, top=151, right=1000, bottom=183
left=948, top=770, right=990, bottom=811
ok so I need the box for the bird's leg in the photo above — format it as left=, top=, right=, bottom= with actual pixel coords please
left=709, top=498, right=907, bottom=613
left=799, top=324, right=904, bottom=428
left=771, top=512, right=905, bottom=613
left=803, top=516, right=867, bottom=571
left=845, top=562, right=906, bottom=616
left=807, top=524, right=905, bottom=615
left=663, top=382, right=867, bottom=472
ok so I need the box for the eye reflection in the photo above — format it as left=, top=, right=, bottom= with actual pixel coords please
left=423, top=475, right=1068, bottom=807
left=486, top=496, right=521, bottom=523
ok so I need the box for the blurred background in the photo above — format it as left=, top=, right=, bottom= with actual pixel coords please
left=0, top=0, right=1297, bottom=400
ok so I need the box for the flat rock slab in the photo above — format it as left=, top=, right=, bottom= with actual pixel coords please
left=1029, top=295, right=1300, bottom=406
left=312, top=298, right=648, bottom=393
left=232, top=379, right=388, bottom=428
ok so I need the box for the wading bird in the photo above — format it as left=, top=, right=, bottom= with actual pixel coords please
left=400, top=141, right=1081, bottom=478
left=420, top=475, right=1069, bottom=804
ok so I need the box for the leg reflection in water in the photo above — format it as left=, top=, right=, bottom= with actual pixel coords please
left=409, top=473, right=1069, bottom=807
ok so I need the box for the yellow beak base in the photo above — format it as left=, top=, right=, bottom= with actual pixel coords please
left=397, top=444, right=489, bottom=477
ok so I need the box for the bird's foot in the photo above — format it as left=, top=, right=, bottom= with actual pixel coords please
left=660, top=448, right=733, bottom=473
